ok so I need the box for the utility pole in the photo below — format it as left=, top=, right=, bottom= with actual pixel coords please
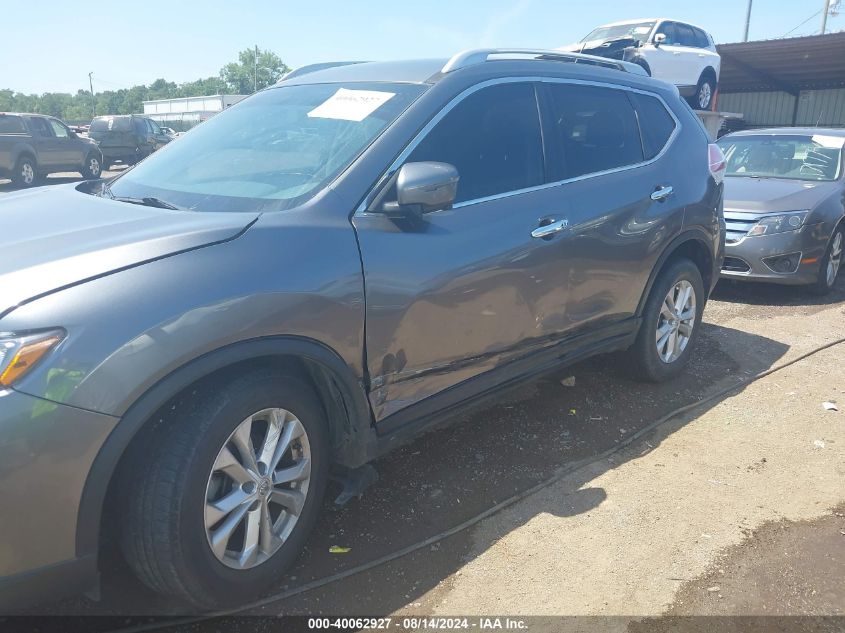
left=88, top=72, right=95, bottom=118
left=820, top=0, right=831, bottom=34
left=743, top=0, right=753, bottom=41
left=254, top=45, right=259, bottom=92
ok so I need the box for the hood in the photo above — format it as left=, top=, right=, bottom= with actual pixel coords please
left=723, top=176, right=839, bottom=214
left=0, top=184, right=258, bottom=316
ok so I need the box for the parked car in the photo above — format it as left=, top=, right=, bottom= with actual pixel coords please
left=559, top=18, right=721, bottom=110
left=717, top=128, right=844, bottom=293
left=0, top=49, right=724, bottom=610
left=88, top=114, right=171, bottom=169
left=160, top=126, right=177, bottom=138
left=0, top=112, right=103, bottom=186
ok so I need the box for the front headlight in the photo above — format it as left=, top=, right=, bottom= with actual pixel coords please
left=748, top=211, right=809, bottom=237
left=0, top=329, right=65, bottom=388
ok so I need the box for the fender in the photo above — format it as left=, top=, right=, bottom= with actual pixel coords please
left=75, top=335, right=375, bottom=557
left=635, top=227, right=717, bottom=318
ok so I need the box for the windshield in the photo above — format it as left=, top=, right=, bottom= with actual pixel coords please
left=717, top=134, right=844, bottom=182
left=105, top=82, right=426, bottom=212
left=581, top=22, right=655, bottom=43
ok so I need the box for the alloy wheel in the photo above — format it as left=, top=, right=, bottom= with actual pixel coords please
left=89, top=157, right=101, bottom=176
left=656, top=280, right=696, bottom=363
left=698, top=83, right=712, bottom=109
left=21, top=162, right=34, bottom=185
left=827, top=231, right=843, bottom=287
left=204, top=408, right=311, bottom=570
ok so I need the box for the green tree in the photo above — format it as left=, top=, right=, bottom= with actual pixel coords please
left=220, top=47, right=289, bottom=94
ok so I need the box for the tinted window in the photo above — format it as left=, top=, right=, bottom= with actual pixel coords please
left=28, top=118, right=52, bottom=137
left=406, top=82, right=544, bottom=204
left=48, top=119, right=69, bottom=138
left=656, top=22, right=677, bottom=44
left=148, top=119, right=163, bottom=134
left=544, top=84, right=643, bottom=180
left=692, top=27, right=710, bottom=48
left=0, top=116, right=25, bottom=134
left=630, top=93, right=676, bottom=159
left=90, top=117, right=133, bottom=135
left=675, top=23, right=697, bottom=47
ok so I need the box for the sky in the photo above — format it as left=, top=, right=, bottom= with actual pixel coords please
left=1, top=0, right=841, bottom=94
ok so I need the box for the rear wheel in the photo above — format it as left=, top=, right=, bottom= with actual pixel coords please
left=809, top=226, right=843, bottom=295
left=689, top=74, right=716, bottom=111
left=626, top=259, right=705, bottom=382
left=81, top=153, right=102, bottom=179
left=11, top=155, right=37, bottom=187
left=120, top=370, right=329, bottom=609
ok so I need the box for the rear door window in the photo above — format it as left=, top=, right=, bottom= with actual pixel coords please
left=674, top=23, right=697, bottom=47
left=541, top=83, right=644, bottom=181
left=630, top=92, right=677, bottom=159
left=0, top=116, right=25, bottom=134
left=405, top=82, right=544, bottom=204
left=28, top=117, right=53, bottom=137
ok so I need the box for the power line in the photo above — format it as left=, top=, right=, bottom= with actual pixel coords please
left=781, top=8, right=823, bottom=37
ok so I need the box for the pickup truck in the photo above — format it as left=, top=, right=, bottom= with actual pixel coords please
left=0, top=112, right=104, bottom=186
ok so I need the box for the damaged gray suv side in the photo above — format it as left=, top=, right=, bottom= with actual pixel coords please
left=0, top=50, right=724, bottom=609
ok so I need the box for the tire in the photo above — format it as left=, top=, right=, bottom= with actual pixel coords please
left=688, top=74, right=716, bottom=111
left=808, top=226, right=843, bottom=296
left=626, top=258, right=705, bottom=382
left=81, top=152, right=103, bottom=179
left=11, top=155, right=37, bottom=187
left=120, top=369, right=329, bottom=609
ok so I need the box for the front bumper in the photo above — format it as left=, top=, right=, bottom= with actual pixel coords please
left=720, top=222, right=827, bottom=285
left=0, top=388, right=117, bottom=608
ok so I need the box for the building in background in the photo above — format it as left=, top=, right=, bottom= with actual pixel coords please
left=716, top=32, right=845, bottom=130
left=141, top=94, right=247, bottom=131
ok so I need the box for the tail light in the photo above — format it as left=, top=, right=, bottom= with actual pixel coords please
left=708, top=143, right=726, bottom=184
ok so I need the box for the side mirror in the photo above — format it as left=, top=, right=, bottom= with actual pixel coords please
left=382, top=161, right=459, bottom=216
left=654, top=33, right=666, bottom=47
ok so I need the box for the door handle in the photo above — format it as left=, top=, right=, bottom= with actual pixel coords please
left=531, top=218, right=569, bottom=239
left=651, top=185, right=674, bottom=202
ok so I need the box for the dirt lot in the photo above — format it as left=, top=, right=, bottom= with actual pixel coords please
left=1, top=176, right=843, bottom=631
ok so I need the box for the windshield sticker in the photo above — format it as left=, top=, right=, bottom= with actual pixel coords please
left=307, top=88, right=396, bottom=122
left=811, top=135, right=845, bottom=149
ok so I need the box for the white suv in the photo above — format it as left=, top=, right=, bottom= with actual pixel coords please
left=560, top=18, right=721, bottom=110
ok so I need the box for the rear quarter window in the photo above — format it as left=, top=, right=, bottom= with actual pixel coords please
left=0, top=116, right=26, bottom=134
left=630, top=92, right=677, bottom=159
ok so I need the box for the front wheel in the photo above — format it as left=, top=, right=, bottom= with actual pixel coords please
left=626, top=259, right=705, bottom=382
left=120, top=370, right=329, bottom=609
left=809, top=227, right=843, bottom=295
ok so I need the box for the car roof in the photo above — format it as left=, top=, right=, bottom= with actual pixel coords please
left=724, top=127, right=845, bottom=138
left=279, top=50, right=650, bottom=87
left=0, top=112, right=49, bottom=118
left=597, top=17, right=711, bottom=32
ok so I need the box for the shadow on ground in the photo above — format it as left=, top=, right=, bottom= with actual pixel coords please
left=8, top=313, right=793, bottom=633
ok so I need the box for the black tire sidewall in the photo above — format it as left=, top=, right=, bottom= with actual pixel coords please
left=632, top=259, right=705, bottom=382
left=134, top=372, right=329, bottom=607
left=82, top=153, right=102, bottom=179
left=811, top=225, right=844, bottom=295
left=696, top=76, right=715, bottom=110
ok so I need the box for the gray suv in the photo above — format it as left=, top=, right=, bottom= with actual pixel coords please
left=0, top=49, right=724, bottom=609
left=0, top=113, right=103, bottom=186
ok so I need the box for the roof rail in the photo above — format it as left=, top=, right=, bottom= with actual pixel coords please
left=278, top=61, right=368, bottom=83
left=440, top=48, right=647, bottom=76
